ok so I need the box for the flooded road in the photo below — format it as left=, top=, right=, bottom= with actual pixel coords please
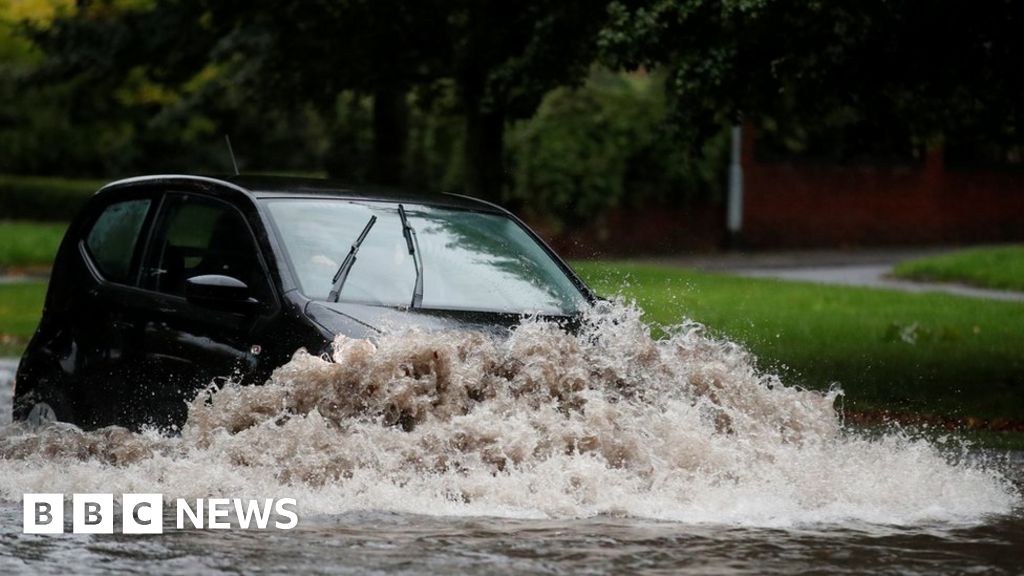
left=1, top=304, right=1021, bottom=574
left=2, top=501, right=1023, bottom=575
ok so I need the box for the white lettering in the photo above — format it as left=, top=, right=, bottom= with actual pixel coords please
left=274, top=498, right=298, bottom=530
left=234, top=498, right=274, bottom=529
left=25, top=493, right=298, bottom=533
left=176, top=498, right=204, bottom=529
left=207, top=498, right=231, bottom=529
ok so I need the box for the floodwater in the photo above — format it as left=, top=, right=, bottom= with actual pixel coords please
left=1, top=303, right=1021, bottom=574
left=1, top=502, right=1023, bottom=575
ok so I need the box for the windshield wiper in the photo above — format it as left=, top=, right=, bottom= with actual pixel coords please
left=328, top=214, right=377, bottom=302
left=398, top=204, right=424, bottom=308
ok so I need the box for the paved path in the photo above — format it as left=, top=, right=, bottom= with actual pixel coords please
left=0, top=275, right=33, bottom=284
left=736, top=264, right=1024, bottom=302
left=0, top=271, right=48, bottom=284
left=644, top=247, right=1024, bottom=302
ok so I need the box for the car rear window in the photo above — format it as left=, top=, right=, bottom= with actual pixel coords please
left=85, top=199, right=151, bottom=284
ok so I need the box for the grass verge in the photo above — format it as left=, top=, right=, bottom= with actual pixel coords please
left=573, top=261, right=1024, bottom=422
left=0, top=221, right=66, bottom=269
left=0, top=281, right=46, bottom=357
left=892, top=245, right=1024, bottom=292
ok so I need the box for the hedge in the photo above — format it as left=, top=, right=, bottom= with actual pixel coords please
left=0, top=174, right=104, bottom=221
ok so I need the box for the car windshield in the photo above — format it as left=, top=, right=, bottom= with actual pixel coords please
left=263, top=199, right=587, bottom=315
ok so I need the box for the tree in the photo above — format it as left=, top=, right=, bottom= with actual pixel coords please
left=445, top=0, right=611, bottom=200
left=35, top=0, right=614, bottom=199
left=507, top=69, right=727, bottom=229
left=25, top=1, right=326, bottom=175
left=203, top=0, right=613, bottom=199
left=599, top=0, right=1024, bottom=152
left=27, top=1, right=450, bottom=180
left=193, top=0, right=453, bottom=184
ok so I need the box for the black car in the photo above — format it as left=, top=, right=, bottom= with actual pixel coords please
left=13, top=175, right=595, bottom=431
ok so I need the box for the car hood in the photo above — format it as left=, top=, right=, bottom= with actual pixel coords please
left=305, top=301, right=577, bottom=339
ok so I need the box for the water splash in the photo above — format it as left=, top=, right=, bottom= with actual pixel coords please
left=0, top=301, right=1016, bottom=526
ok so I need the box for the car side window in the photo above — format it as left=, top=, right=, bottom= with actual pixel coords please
left=84, top=199, right=152, bottom=285
left=146, top=195, right=270, bottom=301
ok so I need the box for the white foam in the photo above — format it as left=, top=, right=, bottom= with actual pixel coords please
left=0, top=301, right=1017, bottom=526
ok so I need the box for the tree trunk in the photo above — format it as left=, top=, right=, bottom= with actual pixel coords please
left=463, top=104, right=506, bottom=202
left=370, top=86, right=408, bottom=186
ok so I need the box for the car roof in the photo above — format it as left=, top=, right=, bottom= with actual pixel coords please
left=99, top=174, right=502, bottom=212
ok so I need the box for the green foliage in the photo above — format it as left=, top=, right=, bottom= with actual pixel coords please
left=599, top=1, right=1024, bottom=153
left=319, top=89, right=466, bottom=192
left=0, top=221, right=67, bottom=268
left=892, top=246, right=1024, bottom=292
left=404, top=87, right=466, bottom=193
left=5, top=0, right=1024, bottom=191
left=0, top=174, right=102, bottom=220
left=12, top=0, right=616, bottom=200
left=574, top=261, right=1024, bottom=420
left=321, top=93, right=375, bottom=183
left=507, top=70, right=727, bottom=229
left=324, top=68, right=731, bottom=226
left=0, top=2, right=91, bottom=174
left=1, top=1, right=331, bottom=177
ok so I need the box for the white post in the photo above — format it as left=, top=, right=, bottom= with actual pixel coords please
left=726, top=125, right=743, bottom=240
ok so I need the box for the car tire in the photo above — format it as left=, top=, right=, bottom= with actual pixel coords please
left=14, top=372, right=76, bottom=427
left=27, top=402, right=58, bottom=426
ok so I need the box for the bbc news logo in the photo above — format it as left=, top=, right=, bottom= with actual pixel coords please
left=23, top=493, right=298, bottom=534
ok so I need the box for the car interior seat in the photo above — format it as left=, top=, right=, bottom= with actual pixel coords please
left=195, top=212, right=263, bottom=298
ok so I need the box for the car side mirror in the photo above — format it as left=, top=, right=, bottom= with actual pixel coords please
left=184, top=274, right=258, bottom=312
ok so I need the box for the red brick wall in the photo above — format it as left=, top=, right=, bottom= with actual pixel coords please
left=741, top=128, right=1024, bottom=248
left=536, top=203, right=725, bottom=258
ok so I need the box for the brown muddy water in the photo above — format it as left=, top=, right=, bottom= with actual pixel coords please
left=1, top=303, right=1021, bottom=574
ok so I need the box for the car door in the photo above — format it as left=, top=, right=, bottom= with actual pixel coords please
left=73, top=192, right=161, bottom=428
left=130, top=192, right=277, bottom=430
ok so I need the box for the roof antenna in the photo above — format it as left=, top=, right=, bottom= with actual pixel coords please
left=224, top=134, right=240, bottom=175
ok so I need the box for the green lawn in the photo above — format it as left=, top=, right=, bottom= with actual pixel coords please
left=0, top=281, right=46, bottom=356
left=0, top=221, right=66, bottom=269
left=573, top=261, right=1024, bottom=421
left=892, top=245, right=1024, bottom=292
